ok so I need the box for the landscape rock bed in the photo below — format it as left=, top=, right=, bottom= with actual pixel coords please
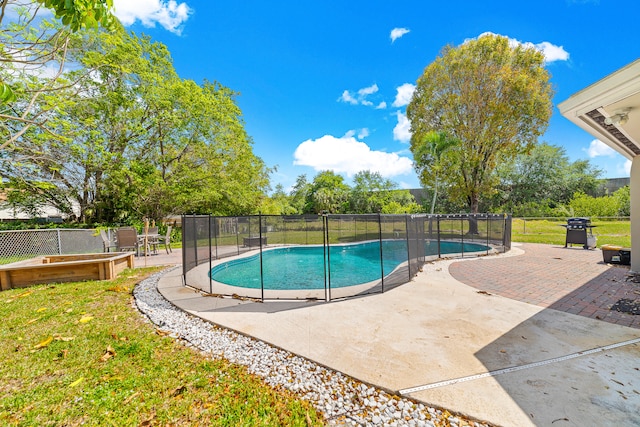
left=133, top=268, right=492, bottom=427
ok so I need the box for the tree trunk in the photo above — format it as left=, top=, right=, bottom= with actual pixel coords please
left=468, top=193, right=480, bottom=235
left=470, top=193, right=479, bottom=214
left=430, top=179, right=438, bottom=215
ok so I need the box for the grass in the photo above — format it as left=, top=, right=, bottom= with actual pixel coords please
left=0, top=268, right=323, bottom=426
left=512, top=218, right=631, bottom=248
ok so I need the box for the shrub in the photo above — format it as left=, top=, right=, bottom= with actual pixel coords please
left=568, top=191, right=625, bottom=217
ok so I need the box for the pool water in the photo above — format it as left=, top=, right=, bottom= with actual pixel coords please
left=210, top=240, right=489, bottom=290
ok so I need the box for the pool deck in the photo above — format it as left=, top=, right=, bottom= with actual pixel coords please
left=152, top=243, right=640, bottom=426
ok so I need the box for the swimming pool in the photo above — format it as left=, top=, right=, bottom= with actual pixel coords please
left=210, top=240, right=489, bottom=290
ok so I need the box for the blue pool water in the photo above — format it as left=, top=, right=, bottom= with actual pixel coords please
left=210, top=240, right=489, bottom=290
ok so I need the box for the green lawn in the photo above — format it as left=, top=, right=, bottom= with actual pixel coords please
left=512, top=218, right=631, bottom=248
left=0, top=269, right=323, bottom=426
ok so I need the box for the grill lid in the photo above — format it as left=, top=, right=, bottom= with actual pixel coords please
left=567, top=217, right=591, bottom=226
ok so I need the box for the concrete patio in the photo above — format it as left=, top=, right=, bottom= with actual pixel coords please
left=148, top=244, right=640, bottom=426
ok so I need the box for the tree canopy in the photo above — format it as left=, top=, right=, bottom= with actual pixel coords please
left=35, top=0, right=118, bottom=31
left=494, top=142, right=603, bottom=209
left=1, top=25, right=270, bottom=223
left=260, top=171, right=420, bottom=215
left=407, top=33, right=554, bottom=213
left=411, top=131, right=459, bottom=214
left=0, top=0, right=118, bottom=107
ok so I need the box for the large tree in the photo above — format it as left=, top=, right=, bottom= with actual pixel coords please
left=1, top=29, right=270, bottom=222
left=0, top=1, right=119, bottom=148
left=411, top=131, right=459, bottom=214
left=350, top=170, right=419, bottom=214
left=350, top=171, right=395, bottom=214
left=407, top=33, right=554, bottom=214
left=305, top=171, right=350, bottom=214
left=493, top=142, right=603, bottom=211
left=289, top=174, right=311, bottom=214
left=34, top=0, right=117, bottom=31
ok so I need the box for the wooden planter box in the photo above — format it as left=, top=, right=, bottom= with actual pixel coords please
left=0, top=252, right=135, bottom=291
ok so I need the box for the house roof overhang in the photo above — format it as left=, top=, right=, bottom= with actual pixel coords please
left=558, top=58, right=640, bottom=160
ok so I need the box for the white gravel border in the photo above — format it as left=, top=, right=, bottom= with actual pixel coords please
left=133, top=267, right=493, bottom=427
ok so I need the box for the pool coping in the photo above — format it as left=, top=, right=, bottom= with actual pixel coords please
left=187, top=240, right=497, bottom=300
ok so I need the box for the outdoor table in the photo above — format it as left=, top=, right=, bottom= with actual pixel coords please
left=138, top=234, right=161, bottom=255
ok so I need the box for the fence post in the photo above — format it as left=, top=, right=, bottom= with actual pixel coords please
left=192, top=214, right=198, bottom=266
left=460, top=215, right=465, bottom=257
left=181, top=215, right=186, bottom=285
left=322, top=213, right=330, bottom=302
left=259, top=213, right=264, bottom=302
left=56, top=229, right=62, bottom=254
left=486, top=214, right=490, bottom=255
left=503, top=214, right=507, bottom=251
left=405, top=214, right=411, bottom=281
left=378, top=213, right=384, bottom=293
left=437, top=215, right=441, bottom=258
left=235, top=217, right=240, bottom=255
left=209, top=215, right=213, bottom=294
left=327, top=214, right=332, bottom=302
left=213, top=216, right=219, bottom=260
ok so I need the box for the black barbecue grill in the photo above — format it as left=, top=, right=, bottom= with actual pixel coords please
left=560, top=217, right=597, bottom=249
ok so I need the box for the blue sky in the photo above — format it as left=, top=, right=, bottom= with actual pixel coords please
left=112, top=0, right=640, bottom=192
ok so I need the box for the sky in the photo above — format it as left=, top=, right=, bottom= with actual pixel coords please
left=110, top=0, right=640, bottom=192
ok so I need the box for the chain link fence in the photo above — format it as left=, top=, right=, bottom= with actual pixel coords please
left=0, top=229, right=102, bottom=264
left=183, top=213, right=512, bottom=302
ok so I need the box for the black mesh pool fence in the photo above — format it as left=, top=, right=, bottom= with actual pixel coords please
left=182, top=213, right=512, bottom=302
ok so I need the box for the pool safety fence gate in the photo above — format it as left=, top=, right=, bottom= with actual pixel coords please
left=182, top=213, right=512, bottom=302
left=0, top=229, right=103, bottom=264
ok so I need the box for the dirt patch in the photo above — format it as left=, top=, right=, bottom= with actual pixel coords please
left=610, top=298, right=640, bottom=315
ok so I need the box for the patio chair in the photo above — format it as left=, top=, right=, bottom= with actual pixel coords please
left=140, top=226, right=159, bottom=254
left=156, top=225, right=173, bottom=254
left=100, top=229, right=117, bottom=253
left=116, top=227, right=139, bottom=256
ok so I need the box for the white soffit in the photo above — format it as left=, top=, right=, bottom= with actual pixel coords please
left=558, top=59, right=640, bottom=160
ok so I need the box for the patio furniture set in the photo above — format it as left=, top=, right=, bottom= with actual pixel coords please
left=100, top=226, right=172, bottom=256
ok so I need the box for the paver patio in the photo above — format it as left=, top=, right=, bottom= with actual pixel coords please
left=449, top=242, right=640, bottom=329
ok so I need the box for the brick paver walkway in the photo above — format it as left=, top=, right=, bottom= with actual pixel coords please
left=449, top=243, right=640, bottom=329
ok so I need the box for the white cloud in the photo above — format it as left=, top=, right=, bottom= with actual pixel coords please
left=376, top=101, right=387, bottom=109
left=339, top=90, right=358, bottom=105
left=344, top=128, right=370, bottom=139
left=293, top=134, right=413, bottom=177
left=534, top=41, right=569, bottom=62
left=392, top=83, right=416, bottom=107
left=358, top=84, right=379, bottom=96
left=390, top=27, right=410, bottom=43
left=586, top=139, right=617, bottom=158
left=393, top=111, right=411, bottom=143
left=339, top=84, right=382, bottom=108
left=620, top=159, right=632, bottom=176
left=113, top=0, right=192, bottom=34
left=472, top=32, right=569, bottom=63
